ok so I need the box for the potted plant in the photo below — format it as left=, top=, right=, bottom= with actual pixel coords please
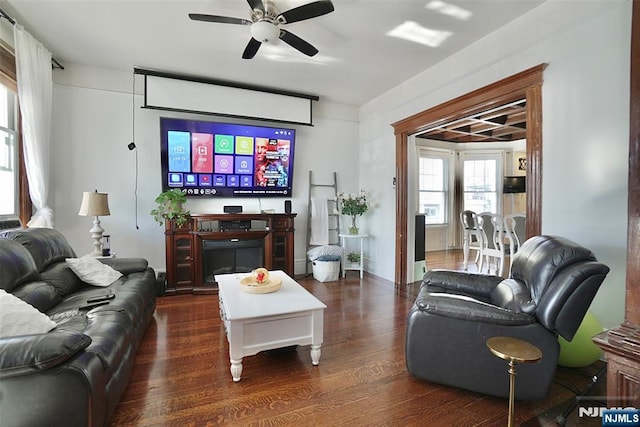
left=337, top=190, right=371, bottom=234
left=151, top=189, right=190, bottom=228
left=347, top=252, right=361, bottom=264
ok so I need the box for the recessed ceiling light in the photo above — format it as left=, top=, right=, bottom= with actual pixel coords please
left=426, top=0, right=473, bottom=21
left=387, top=21, right=452, bottom=48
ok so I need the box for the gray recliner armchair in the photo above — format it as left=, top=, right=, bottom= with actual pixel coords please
left=405, top=235, right=609, bottom=400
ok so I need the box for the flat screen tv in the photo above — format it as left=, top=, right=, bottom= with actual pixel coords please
left=503, top=176, right=526, bottom=193
left=160, top=117, right=295, bottom=197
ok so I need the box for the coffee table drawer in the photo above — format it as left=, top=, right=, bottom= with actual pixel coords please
left=241, top=312, right=315, bottom=354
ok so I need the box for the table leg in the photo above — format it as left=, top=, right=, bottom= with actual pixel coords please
left=340, top=236, right=346, bottom=278
left=310, top=344, right=321, bottom=365
left=230, top=358, right=243, bottom=382
left=508, top=359, right=517, bottom=427
left=359, top=237, right=364, bottom=279
left=462, top=233, right=469, bottom=269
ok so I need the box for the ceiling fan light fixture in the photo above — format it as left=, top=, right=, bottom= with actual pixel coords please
left=250, top=21, right=279, bottom=42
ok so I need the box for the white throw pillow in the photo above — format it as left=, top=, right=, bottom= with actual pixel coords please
left=0, top=289, right=57, bottom=338
left=66, top=257, right=123, bottom=287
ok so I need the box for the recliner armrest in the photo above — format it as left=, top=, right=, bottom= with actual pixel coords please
left=0, top=330, right=92, bottom=379
left=416, top=292, right=535, bottom=325
left=98, top=258, right=148, bottom=276
left=422, top=269, right=503, bottom=299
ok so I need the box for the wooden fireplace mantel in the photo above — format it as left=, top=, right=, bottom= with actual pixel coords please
left=593, top=324, right=640, bottom=407
left=164, top=213, right=296, bottom=295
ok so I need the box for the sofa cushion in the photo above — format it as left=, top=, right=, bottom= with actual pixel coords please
left=83, top=312, right=131, bottom=375
left=0, top=228, right=77, bottom=272
left=0, top=238, right=38, bottom=292
left=0, top=330, right=92, bottom=379
left=40, top=262, right=84, bottom=297
left=66, top=257, right=123, bottom=287
left=10, top=281, right=61, bottom=313
left=0, top=289, right=57, bottom=338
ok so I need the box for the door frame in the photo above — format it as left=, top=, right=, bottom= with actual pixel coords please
left=391, top=64, right=545, bottom=286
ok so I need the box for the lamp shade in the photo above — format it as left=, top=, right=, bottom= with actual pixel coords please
left=78, top=191, right=110, bottom=217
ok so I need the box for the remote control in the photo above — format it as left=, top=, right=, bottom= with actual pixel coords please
left=79, top=300, right=110, bottom=310
left=86, top=294, right=115, bottom=304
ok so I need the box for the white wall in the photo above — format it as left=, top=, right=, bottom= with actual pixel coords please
left=50, top=66, right=360, bottom=275
left=359, top=0, right=631, bottom=329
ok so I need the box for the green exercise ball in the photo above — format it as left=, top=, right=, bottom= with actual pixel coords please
left=558, top=311, right=604, bottom=368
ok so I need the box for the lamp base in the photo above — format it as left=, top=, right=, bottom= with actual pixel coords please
left=89, top=216, right=105, bottom=257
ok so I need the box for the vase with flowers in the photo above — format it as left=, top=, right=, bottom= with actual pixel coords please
left=337, top=190, right=371, bottom=235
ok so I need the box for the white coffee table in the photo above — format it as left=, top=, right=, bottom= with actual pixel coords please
left=217, top=270, right=327, bottom=382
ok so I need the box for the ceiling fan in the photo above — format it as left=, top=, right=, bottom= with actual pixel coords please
left=189, top=0, right=335, bottom=59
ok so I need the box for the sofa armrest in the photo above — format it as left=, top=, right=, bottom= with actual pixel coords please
left=422, top=269, right=503, bottom=299
left=416, top=292, right=535, bottom=325
left=98, top=258, right=148, bottom=276
left=0, top=330, right=92, bottom=379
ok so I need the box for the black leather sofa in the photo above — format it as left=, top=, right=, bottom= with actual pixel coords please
left=405, top=235, right=609, bottom=400
left=0, top=228, right=156, bottom=426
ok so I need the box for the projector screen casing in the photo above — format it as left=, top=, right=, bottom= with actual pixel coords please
left=138, top=69, right=317, bottom=126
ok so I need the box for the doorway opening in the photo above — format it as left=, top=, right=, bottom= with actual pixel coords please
left=392, top=64, right=546, bottom=286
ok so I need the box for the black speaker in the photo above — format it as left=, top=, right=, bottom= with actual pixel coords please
left=284, top=200, right=292, bottom=214
left=156, top=272, right=167, bottom=296
left=223, top=205, right=243, bottom=214
left=415, top=214, right=426, bottom=261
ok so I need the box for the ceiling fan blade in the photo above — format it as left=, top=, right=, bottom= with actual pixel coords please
left=279, top=29, right=318, bottom=57
left=277, top=1, right=334, bottom=24
left=247, top=0, right=265, bottom=13
left=242, top=38, right=262, bottom=59
left=188, top=14, right=251, bottom=25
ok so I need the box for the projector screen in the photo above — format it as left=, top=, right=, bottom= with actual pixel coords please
left=141, top=71, right=316, bottom=125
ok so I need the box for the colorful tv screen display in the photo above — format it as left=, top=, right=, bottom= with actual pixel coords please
left=160, top=117, right=295, bottom=197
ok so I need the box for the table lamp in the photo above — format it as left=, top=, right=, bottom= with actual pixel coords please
left=78, top=190, right=111, bottom=257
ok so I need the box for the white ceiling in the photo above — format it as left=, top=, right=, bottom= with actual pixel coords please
left=0, top=0, right=544, bottom=106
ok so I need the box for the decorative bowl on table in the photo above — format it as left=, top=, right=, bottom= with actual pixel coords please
left=239, top=268, right=282, bottom=294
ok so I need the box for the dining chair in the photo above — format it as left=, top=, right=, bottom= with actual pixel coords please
left=504, top=214, right=526, bottom=273
left=478, top=212, right=508, bottom=276
left=460, top=210, right=484, bottom=272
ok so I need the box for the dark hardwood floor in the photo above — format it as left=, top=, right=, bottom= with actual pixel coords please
left=110, top=250, right=605, bottom=426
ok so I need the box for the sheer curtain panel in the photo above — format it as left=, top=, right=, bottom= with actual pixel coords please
left=14, top=24, right=53, bottom=228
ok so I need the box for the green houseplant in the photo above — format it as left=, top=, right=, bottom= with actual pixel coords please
left=337, top=190, right=371, bottom=234
left=347, top=252, right=361, bottom=263
left=151, top=189, right=190, bottom=228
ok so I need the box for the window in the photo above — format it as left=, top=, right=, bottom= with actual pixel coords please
left=418, top=150, right=451, bottom=224
left=462, top=155, right=500, bottom=213
left=0, top=42, right=28, bottom=226
left=0, top=84, right=18, bottom=218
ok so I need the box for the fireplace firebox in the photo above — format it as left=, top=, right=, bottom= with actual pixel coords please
left=202, top=238, right=265, bottom=284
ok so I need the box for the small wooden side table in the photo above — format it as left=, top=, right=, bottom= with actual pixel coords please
left=487, top=336, right=542, bottom=427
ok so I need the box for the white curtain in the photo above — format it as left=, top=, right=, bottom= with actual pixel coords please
left=14, top=24, right=54, bottom=228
